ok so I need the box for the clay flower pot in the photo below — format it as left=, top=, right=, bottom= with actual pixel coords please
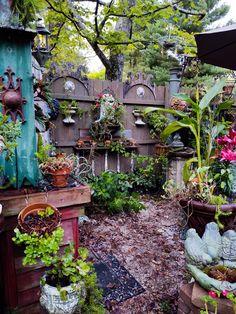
left=49, top=168, right=71, bottom=188
left=18, top=203, right=61, bottom=235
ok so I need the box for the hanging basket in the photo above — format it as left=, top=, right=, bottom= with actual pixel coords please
left=18, top=203, right=61, bottom=235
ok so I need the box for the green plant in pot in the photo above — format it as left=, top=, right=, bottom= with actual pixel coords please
left=145, top=80, right=235, bottom=235
left=143, top=110, right=169, bottom=156
left=13, top=217, right=104, bottom=314
left=60, top=100, right=85, bottom=124
left=39, top=154, right=74, bottom=187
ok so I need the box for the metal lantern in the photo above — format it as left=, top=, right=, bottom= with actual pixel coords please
left=32, top=18, right=50, bottom=67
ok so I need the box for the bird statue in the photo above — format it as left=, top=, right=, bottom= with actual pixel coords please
left=185, top=228, right=213, bottom=268
left=202, top=222, right=222, bottom=262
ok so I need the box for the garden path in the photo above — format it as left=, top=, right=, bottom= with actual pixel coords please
left=80, top=196, right=187, bottom=313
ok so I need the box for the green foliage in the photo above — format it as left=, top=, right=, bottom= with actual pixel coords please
left=38, top=206, right=55, bottom=218
left=200, top=294, right=218, bottom=314
left=88, top=171, right=145, bottom=214
left=35, top=134, right=53, bottom=163
left=144, top=110, right=169, bottom=143
left=12, top=227, right=64, bottom=266
left=0, top=112, right=21, bottom=160
left=214, top=205, right=231, bottom=230
left=13, top=228, right=104, bottom=312
left=210, top=161, right=234, bottom=197
left=11, top=0, right=45, bottom=27
left=87, top=69, right=106, bottom=80
left=145, top=80, right=233, bottom=195
left=59, top=100, right=85, bottom=118
left=159, top=300, right=172, bottom=313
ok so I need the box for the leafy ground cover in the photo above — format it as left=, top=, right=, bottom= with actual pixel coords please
left=80, top=196, right=187, bottom=313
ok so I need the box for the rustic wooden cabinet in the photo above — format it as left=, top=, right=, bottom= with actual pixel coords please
left=0, top=185, right=91, bottom=313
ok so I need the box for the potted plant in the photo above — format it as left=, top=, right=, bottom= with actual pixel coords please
left=60, top=100, right=85, bottom=124
left=145, top=80, right=235, bottom=235
left=89, top=93, right=124, bottom=141
left=12, top=215, right=104, bottom=314
left=39, top=154, right=74, bottom=187
left=143, top=109, right=169, bottom=156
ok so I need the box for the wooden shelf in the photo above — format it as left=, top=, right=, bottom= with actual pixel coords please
left=73, top=145, right=139, bottom=151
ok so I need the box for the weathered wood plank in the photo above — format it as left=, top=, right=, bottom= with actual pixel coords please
left=0, top=185, right=91, bottom=217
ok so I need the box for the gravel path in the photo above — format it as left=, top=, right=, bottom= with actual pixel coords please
left=80, top=196, right=187, bottom=313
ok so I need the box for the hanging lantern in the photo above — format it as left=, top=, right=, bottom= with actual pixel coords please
left=32, top=18, right=51, bottom=67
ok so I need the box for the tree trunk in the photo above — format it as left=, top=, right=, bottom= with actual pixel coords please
left=105, top=0, right=136, bottom=81
left=105, top=54, right=124, bottom=81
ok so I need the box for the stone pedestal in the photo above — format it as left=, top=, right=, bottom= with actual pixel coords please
left=178, top=283, right=235, bottom=314
left=167, top=157, right=186, bottom=188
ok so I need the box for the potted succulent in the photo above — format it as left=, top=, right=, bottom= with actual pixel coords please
left=39, top=154, right=74, bottom=187
left=89, top=93, right=124, bottom=141
left=146, top=80, right=236, bottom=235
left=60, top=100, right=85, bottom=124
left=12, top=214, right=104, bottom=314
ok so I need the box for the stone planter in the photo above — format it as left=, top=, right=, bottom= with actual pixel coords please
left=180, top=199, right=236, bottom=236
left=40, top=280, right=81, bottom=314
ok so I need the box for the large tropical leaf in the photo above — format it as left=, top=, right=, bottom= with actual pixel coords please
left=144, top=107, right=188, bottom=118
left=215, top=99, right=234, bottom=114
left=183, top=157, right=198, bottom=184
left=161, top=118, right=197, bottom=141
left=199, top=79, right=226, bottom=111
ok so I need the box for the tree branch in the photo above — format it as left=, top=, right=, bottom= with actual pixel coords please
left=172, top=4, right=205, bottom=19
left=72, top=0, right=106, bottom=5
left=99, top=0, right=114, bottom=33
left=95, top=0, right=100, bottom=38
left=50, top=21, right=66, bottom=52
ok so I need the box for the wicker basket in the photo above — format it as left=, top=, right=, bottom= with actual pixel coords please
left=18, top=203, right=61, bottom=235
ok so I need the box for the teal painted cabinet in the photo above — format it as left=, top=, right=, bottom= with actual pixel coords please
left=0, top=28, right=39, bottom=187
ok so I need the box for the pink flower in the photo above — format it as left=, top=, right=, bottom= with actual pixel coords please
left=222, top=290, right=229, bottom=297
left=220, top=148, right=236, bottom=162
left=208, top=291, right=217, bottom=298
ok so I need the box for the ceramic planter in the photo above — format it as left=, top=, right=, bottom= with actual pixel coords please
left=180, top=199, right=236, bottom=236
left=40, top=281, right=81, bottom=314
left=62, top=109, right=76, bottom=124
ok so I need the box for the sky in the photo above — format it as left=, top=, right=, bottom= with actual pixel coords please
left=216, top=0, right=236, bottom=25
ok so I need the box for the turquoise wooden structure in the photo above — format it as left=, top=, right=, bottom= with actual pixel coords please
left=0, top=0, right=39, bottom=187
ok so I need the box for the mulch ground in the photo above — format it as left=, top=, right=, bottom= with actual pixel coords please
left=80, top=195, right=188, bottom=314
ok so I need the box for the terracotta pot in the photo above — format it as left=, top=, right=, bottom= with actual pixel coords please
left=180, top=199, right=236, bottom=236
left=18, top=203, right=61, bottom=235
left=154, top=144, right=170, bottom=156
left=49, top=168, right=71, bottom=188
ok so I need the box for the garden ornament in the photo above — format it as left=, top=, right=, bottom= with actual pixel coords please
left=0, top=67, right=26, bottom=123
left=185, top=222, right=236, bottom=292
